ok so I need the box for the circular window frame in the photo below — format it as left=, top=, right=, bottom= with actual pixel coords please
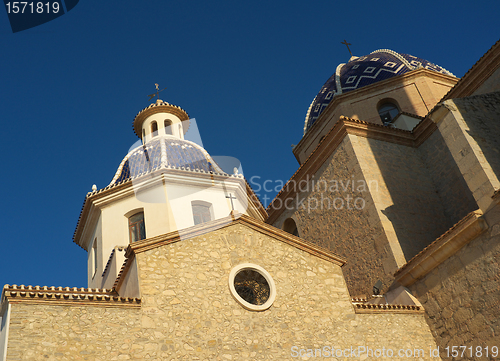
left=228, top=263, right=276, bottom=311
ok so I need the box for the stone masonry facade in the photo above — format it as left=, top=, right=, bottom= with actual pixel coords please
left=273, top=134, right=400, bottom=297
left=4, top=221, right=439, bottom=360
left=272, top=127, right=472, bottom=297
left=407, top=202, right=500, bottom=358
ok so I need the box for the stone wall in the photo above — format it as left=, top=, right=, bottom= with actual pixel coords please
left=274, top=135, right=400, bottom=297
left=275, top=130, right=459, bottom=297
left=4, top=221, right=440, bottom=360
left=418, top=129, right=478, bottom=227
left=473, top=68, right=500, bottom=95
left=6, top=303, right=141, bottom=360
left=408, top=205, right=500, bottom=357
left=353, top=135, right=451, bottom=261
left=454, top=92, right=500, bottom=185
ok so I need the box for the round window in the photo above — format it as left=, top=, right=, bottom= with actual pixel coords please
left=228, top=263, right=276, bottom=311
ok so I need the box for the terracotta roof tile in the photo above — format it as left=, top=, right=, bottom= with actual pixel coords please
left=353, top=303, right=422, bottom=313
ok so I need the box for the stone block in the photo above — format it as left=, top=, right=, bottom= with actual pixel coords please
left=4, top=222, right=442, bottom=360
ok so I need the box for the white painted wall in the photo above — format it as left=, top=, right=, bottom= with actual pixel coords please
left=86, top=172, right=252, bottom=288
left=87, top=214, right=102, bottom=288
left=142, top=113, right=184, bottom=143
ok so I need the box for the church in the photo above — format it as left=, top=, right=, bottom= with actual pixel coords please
left=1, top=40, right=499, bottom=360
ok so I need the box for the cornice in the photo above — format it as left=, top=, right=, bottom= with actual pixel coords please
left=112, top=213, right=346, bottom=296
left=2, top=285, right=141, bottom=308
left=113, top=254, right=134, bottom=292
left=394, top=210, right=488, bottom=287
left=442, top=39, right=500, bottom=100
left=133, top=102, right=189, bottom=138
left=411, top=116, right=438, bottom=147
left=353, top=303, right=423, bottom=314
left=121, top=213, right=345, bottom=264
left=296, top=68, right=458, bottom=159
left=73, top=168, right=267, bottom=249
left=73, top=179, right=132, bottom=249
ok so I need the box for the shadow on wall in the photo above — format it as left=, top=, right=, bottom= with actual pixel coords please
left=368, top=82, right=477, bottom=262
left=457, top=92, right=500, bottom=183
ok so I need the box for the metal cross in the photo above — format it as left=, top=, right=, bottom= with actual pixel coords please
left=341, top=40, right=353, bottom=57
left=148, top=83, right=166, bottom=101
left=226, top=193, right=237, bottom=211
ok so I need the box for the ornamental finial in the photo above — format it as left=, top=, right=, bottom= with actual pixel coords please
left=147, top=83, right=166, bottom=102
left=341, top=39, right=353, bottom=57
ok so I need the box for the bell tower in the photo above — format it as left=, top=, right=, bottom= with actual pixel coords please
left=73, top=95, right=267, bottom=289
left=133, top=98, right=190, bottom=143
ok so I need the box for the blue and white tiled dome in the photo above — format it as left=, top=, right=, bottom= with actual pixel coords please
left=304, top=49, right=455, bottom=134
left=110, top=136, right=223, bottom=185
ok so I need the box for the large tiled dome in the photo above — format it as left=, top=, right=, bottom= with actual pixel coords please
left=304, top=49, right=454, bottom=134
left=110, top=136, right=223, bottom=185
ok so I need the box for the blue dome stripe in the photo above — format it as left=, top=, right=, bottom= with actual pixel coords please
left=111, top=137, right=219, bottom=184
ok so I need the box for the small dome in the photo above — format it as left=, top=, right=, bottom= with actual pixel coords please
left=110, top=136, right=223, bottom=185
left=304, top=49, right=455, bottom=134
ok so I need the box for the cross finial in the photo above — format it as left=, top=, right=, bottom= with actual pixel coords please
left=341, top=39, right=353, bottom=57
left=226, top=193, right=237, bottom=211
left=147, top=83, right=166, bottom=101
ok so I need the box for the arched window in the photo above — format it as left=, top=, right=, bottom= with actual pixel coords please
left=282, top=218, right=299, bottom=237
left=164, top=120, right=172, bottom=135
left=151, top=121, right=158, bottom=137
left=378, top=101, right=400, bottom=125
left=192, top=201, right=213, bottom=225
left=128, top=212, right=146, bottom=242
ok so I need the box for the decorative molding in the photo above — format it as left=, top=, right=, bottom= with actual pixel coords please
left=394, top=210, right=488, bottom=287
left=353, top=303, right=423, bottom=314
left=123, top=213, right=345, bottom=266
left=334, top=63, right=344, bottom=95
left=296, top=68, right=457, bottom=159
left=303, top=95, right=317, bottom=135
left=228, top=263, right=277, bottom=311
left=111, top=214, right=346, bottom=298
left=371, top=49, right=415, bottom=71
left=2, top=285, right=141, bottom=308
left=73, top=169, right=267, bottom=250
left=133, top=101, right=189, bottom=138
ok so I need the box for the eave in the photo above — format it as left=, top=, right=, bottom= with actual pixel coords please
left=441, top=39, right=500, bottom=100
left=73, top=168, right=267, bottom=249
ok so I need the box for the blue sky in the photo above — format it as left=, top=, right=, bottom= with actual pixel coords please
left=0, top=1, right=498, bottom=289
